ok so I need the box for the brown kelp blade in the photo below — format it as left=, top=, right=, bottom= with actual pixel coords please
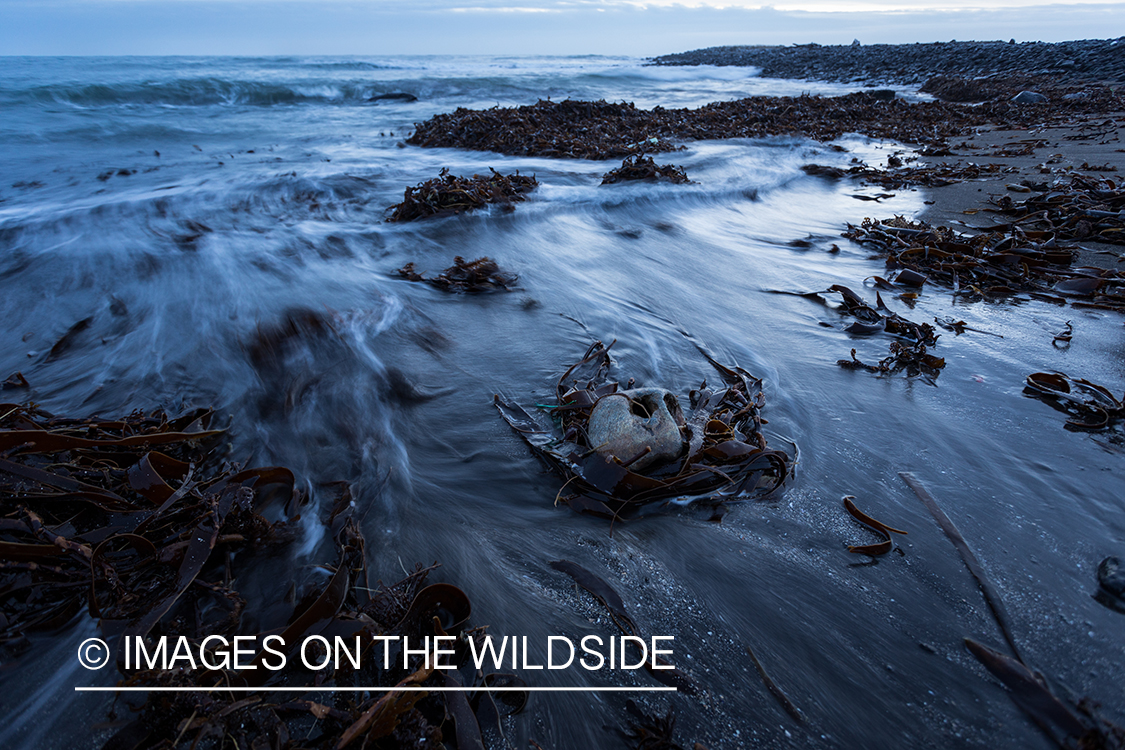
left=1024, top=371, right=1124, bottom=430
left=900, top=472, right=1022, bottom=663
left=843, top=496, right=908, bottom=556
left=745, top=645, right=804, bottom=723
left=550, top=560, right=694, bottom=693
left=964, top=639, right=1092, bottom=746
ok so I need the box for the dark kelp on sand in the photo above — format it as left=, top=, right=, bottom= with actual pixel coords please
left=0, top=400, right=531, bottom=749
left=397, top=256, right=518, bottom=293
left=899, top=473, right=1125, bottom=749
left=407, top=87, right=1124, bottom=160
left=842, top=214, right=1125, bottom=309
left=387, top=168, right=537, bottom=222
left=601, top=154, right=692, bottom=185
left=495, top=341, right=792, bottom=520
left=1023, top=371, right=1125, bottom=431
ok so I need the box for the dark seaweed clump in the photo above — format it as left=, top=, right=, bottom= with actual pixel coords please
left=0, top=400, right=525, bottom=749
left=602, top=154, right=691, bottom=185
left=496, top=341, right=791, bottom=520
left=387, top=167, right=537, bottom=222
left=398, top=256, right=517, bottom=293
left=843, top=180, right=1125, bottom=310
left=407, top=88, right=1125, bottom=160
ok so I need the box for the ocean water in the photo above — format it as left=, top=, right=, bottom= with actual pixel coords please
left=0, top=55, right=1122, bottom=749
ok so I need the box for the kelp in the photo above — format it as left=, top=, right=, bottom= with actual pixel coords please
left=965, top=639, right=1125, bottom=750
left=817, top=284, right=946, bottom=379
left=618, top=700, right=685, bottom=750
left=744, top=645, right=804, bottom=724
left=842, top=496, right=908, bottom=556
left=550, top=559, right=694, bottom=693
left=1023, top=371, right=1125, bottom=430
left=397, top=256, right=517, bottom=293
left=406, top=88, right=1125, bottom=160
left=804, top=160, right=1021, bottom=190
left=899, top=472, right=1022, bottom=664
left=982, top=173, right=1125, bottom=247
left=843, top=215, right=1125, bottom=309
left=495, top=341, right=791, bottom=519
left=386, top=167, right=537, bottom=222
left=602, top=154, right=692, bottom=185
left=899, top=473, right=1125, bottom=748
left=836, top=342, right=946, bottom=379
left=0, top=401, right=513, bottom=749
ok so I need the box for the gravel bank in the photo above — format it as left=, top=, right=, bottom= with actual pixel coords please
left=651, top=38, right=1125, bottom=86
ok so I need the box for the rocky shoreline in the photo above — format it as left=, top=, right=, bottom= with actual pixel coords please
left=650, top=38, right=1125, bottom=86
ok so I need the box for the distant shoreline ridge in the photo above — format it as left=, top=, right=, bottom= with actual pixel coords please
left=650, top=38, right=1125, bottom=86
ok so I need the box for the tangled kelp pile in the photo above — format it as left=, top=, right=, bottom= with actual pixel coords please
left=803, top=160, right=1021, bottom=190
left=982, top=173, right=1125, bottom=247
left=407, top=89, right=1125, bottom=160
left=776, top=283, right=947, bottom=380
left=843, top=213, right=1125, bottom=309
left=398, top=256, right=517, bottom=293
left=495, top=342, right=791, bottom=519
left=1024, top=371, right=1125, bottom=430
left=0, top=401, right=522, bottom=749
left=0, top=402, right=259, bottom=647
left=601, top=154, right=692, bottom=185
left=387, top=167, right=537, bottom=222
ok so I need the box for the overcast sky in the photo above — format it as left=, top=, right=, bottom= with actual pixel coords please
left=1, top=1, right=1122, bottom=56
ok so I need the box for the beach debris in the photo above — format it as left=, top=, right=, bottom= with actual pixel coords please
left=933, top=317, right=1003, bottom=338
left=900, top=472, right=1023, bottom=663
left=0, top=402, right=511, bottom=749
left=387, top=167, right=537, bottom=222
left=842, top=214, right=1125, bottom=309
left=397, top=255, right=517, bottom=293
left=408, top=87, right=1124, bottom=161
left=837, top=342, right=946, bottom=379
left=965, top=639, right=1125, bottom=750
left=601, top=154, right=691, bottom=185
left=618, top=700, right=686, bottom=750
left=982, top=173, right=1125, bottom=247
left=550, top=560, right=693, bottom=692
left=899, top=473, right=1125, bottom=747
left=745, top=644, right=804, bottom=723
left=843, top=496, right=908, bottom=556
left=802, top=160, right=1019, bottom=190
left=2, top=372, right=29, bottom=389
left=1052, top=320, right=1073, bottom=347
left=496, top=341, right=791, bottom=519
left=1023, top=371, right=1124, bottom=430
left=821, top=284, right=945, bottom=379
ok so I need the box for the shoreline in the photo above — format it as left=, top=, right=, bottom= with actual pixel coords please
left=649, top=38, right=1125, bottom=86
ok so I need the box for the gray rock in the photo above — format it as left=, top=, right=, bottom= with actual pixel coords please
left=1099, top=556, right=1124, bottom=599
left=1063, top=91, right=1090, bottom=100
left=587, top=388, right=685, bottom=471
left=1012, top=90, right=1048, bottom=103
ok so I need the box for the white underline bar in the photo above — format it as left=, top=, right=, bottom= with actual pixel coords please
left=75, top=686, right=675, bottom=693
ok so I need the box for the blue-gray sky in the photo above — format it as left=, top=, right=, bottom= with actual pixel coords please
left=1, top=1, right=1123, bottom=56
